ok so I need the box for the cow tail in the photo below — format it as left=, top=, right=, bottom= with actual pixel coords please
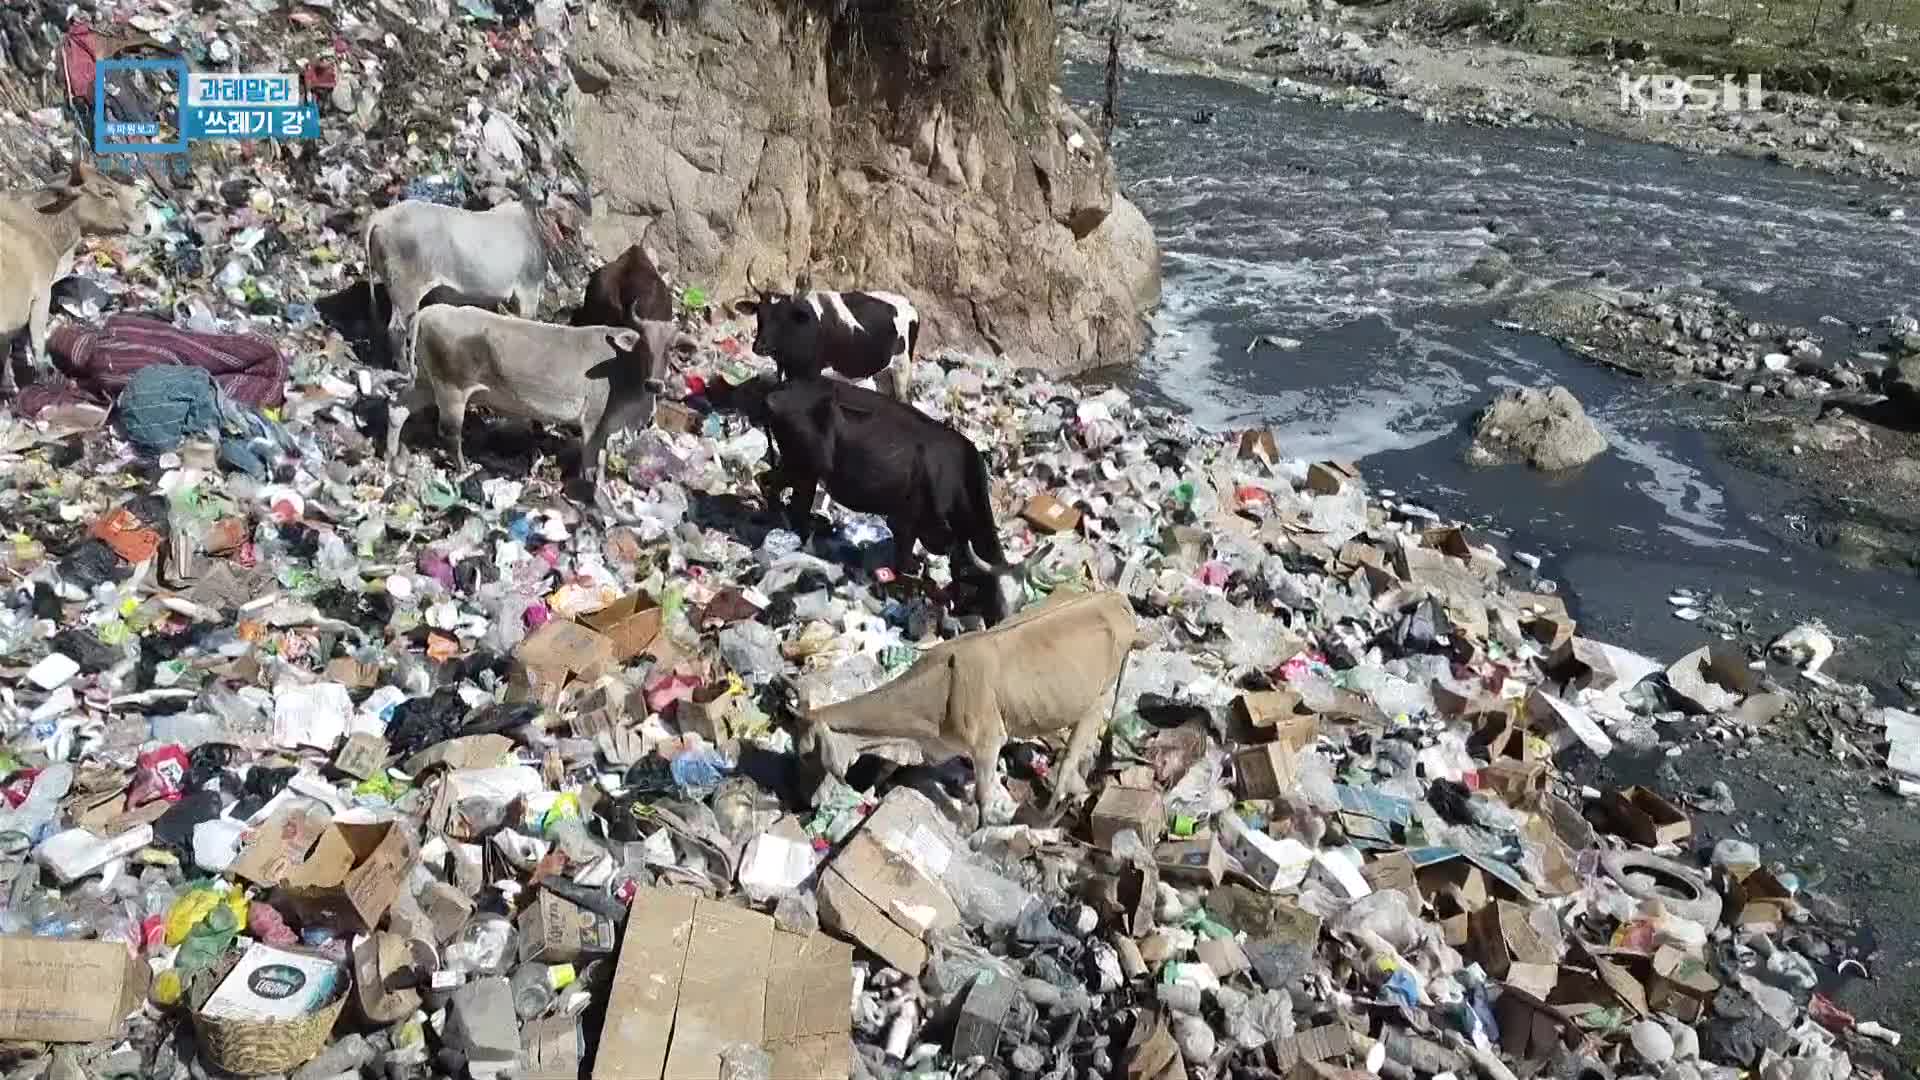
left=906, top=314, right=921, bottom=362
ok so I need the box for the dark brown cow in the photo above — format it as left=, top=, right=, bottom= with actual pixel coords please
left=571, top=243, right=672, bottom=328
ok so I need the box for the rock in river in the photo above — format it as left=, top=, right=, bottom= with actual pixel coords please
left=1466, top=385, right=1609, bottom=471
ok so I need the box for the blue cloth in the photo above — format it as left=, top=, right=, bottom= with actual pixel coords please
left=117, top=364, right=220, bottom=451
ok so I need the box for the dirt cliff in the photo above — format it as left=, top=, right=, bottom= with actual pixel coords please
left=567, top=0, right=1160, bottom=373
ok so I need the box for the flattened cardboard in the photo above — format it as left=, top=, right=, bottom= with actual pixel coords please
left=816, top=789, right=961, bottom=975
left=0, top=936, right=150, bottom=1042
left=1602, top=786, right=1691, bottom=847
left=764, top=926, right=854, bottom=1079
left=522, top=1014, right=582, bottom=1080
left=334, top=733, right=388, bottom=780
left=283, top=819, right=417, bottom=931
left=594, top=888, right=851, bottom=1080
left=353, top=931, right=423, bottom=1024
left=579, top=590, right=666, bottom=662
left=510, top=620, right=616, bottom=707
left=402, top=733, right=514, bottom=775
left=663, top=900, right=772, bottom=1080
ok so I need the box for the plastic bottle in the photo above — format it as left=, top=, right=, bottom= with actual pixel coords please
left=0, top=763, right=74, bottom=842
left=511, top=963, right=556, bottom=1020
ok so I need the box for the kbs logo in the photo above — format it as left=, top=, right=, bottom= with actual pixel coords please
left=1617, top=73, right=1764, bottom=114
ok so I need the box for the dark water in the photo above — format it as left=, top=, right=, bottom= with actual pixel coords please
left=1067, top=64, right=1920, bottom=683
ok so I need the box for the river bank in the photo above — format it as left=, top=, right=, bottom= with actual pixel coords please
left=1060, top=0, right=1920, bottom=190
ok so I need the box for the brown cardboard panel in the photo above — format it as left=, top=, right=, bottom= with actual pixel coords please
left=283, top=820, right=417, bottom=931
left=1602, top=786, right=1692, bottom=847
left=0, top=936, right=150, bottom=1042
left=580, top=590, right=666, bottom=662
left=663, top=901, right=773, bottom=1080
left=593, top=888, right=697, bottom=1080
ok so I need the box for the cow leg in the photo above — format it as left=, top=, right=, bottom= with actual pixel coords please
left=25, top=284, right=51, bottom=373
left=385, top=380, right=435, bottom=462
left=947, top=654, right=1014, bottom=825
left=580, top=392, right=653, bottom=486
left=436, top=385, right=476, bottom=471
left=1049, top=696, right=1111, bottom=814
left=783, top=473, right=818, bottom=537
left=510, top=281, right=542, bottom=320
left=888, top=516, right=923, bottom=577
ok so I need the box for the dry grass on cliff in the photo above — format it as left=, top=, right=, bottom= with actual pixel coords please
left=805, top=0, right=1052, bottom=120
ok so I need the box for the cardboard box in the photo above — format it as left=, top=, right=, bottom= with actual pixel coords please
left=1480, top=759, right=1548, bottom=807
left=510, top=620, right=616, bottom=707
left=1218, top=811, right=1312, bottom=893
left=1020, top=493, right=1082, bottom=534
left=517, top=890, right=617, bottom=964
left=1232, top=744, right=1298, bottom=800
left=1090, top=786, right=1166, bottom=850
left=421, top=880, right=476, bottom=943
left=1729, top=866, right=1798, bottom=931
left=1360, top=851, right=1419, bottom=908
left=1470, top=900, right=1556, bottom=981
left=1648, top=944, right=1718, bottom=1023
left=1233, top=691, right=1318, bottom=750
left=1305, top=461, right=1359, bottom=496
left=0, top=936, right=151, bottom=1041
left=1602, top=786, right=1691, bottom=847
left=283, top=820, right=417, bottom=931
left=654, top=399, right=702, bottom=436
left=815, top=790, right=961, bottom=975
left=579, top=590, right=667, bottom=662
left=594, top=887, right=852, bottom=1080
left=230, top=802, right=330, bottom=887
left=1238, top=429, right=1279, bottom=464
left=1155, top=834, right=1226, bottom=886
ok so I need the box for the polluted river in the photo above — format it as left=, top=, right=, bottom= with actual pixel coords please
left=1071, top=62, right=1920, bottom=1034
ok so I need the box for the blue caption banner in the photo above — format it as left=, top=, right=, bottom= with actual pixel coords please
left=96, top=60, right=319, bottom=152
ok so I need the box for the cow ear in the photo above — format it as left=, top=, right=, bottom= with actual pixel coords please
left=66, top=160, right=86, bottom=187
left=729, top=297, right=758, bottom=318
left=584, top=357, right=616, bottom=380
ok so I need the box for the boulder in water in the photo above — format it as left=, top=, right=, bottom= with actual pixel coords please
left=1466, top=385, right=1608, bottom=471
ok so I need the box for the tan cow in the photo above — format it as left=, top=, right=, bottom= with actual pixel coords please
left=0, top=163, right=150, bottom=397
left=796, top=589, right=1143, bottom=822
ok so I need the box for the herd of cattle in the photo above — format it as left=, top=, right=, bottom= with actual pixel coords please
left=364, top=197, right=1021, bottom=623
left=0, top=170, right=1023, bottom=622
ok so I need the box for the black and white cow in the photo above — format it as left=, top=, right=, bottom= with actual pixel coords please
left=702, top=372, right=1021, bottom=625
left=730, top=285, right=919, bottom=402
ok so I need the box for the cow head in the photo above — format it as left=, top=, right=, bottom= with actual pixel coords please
left=729, top=283, right=826, bottom=373
left=958, top=543, right=1032, bottom=628
left=37, top=162, right=151, bottom=238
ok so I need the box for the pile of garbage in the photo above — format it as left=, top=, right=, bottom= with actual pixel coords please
left=0, top=5, right=1912, bottom=1080
left=1, top=296, right=1909, bottom=1080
